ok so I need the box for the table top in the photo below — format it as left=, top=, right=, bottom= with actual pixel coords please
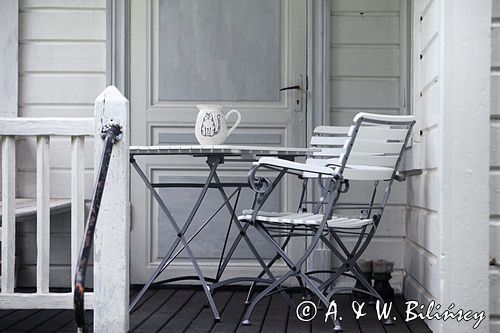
left=129, top=144, right=319, bottom=158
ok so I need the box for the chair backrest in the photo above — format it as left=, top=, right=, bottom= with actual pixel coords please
left=300, top=113, right=414, bottom=215
left=336, top=113, right=415, bottom=181
left=303, top=126, right=349, bottom=179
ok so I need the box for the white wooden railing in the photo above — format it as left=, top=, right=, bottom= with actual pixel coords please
left=0, top=86, right=130, bottom=331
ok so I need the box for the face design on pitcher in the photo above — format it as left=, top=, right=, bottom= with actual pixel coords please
left=200, top=113, right=221, bottom=137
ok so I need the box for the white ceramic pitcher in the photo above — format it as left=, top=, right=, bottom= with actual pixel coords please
left=195, top=105, right=241, bottom=145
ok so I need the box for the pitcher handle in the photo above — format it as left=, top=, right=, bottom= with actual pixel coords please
left=225, top=109, right=241, bottom=136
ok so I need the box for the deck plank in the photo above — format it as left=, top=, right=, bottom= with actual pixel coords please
left=0, top=309, right=16, bottom=319
left=259, top=294, right=290, bottom=332
left=159, top=290, right=210, bottom=332
left=236, top=291, right=272, bottom=333
left=334, top=295, right=362, bottom=333
left=393, top=297, right=433, bottom=333
left=0, top=288, right=431, bottom=333
left=384, top=299, right=412, bottom=333
left=7, top=309, right=63, bottom=332
left=54, top=310, right=93, bottom=332
left=185, top=290, right=233, bottom=333
left=311, top=296, right=335, bottom=333
left=0, top=309, right=41, bottom=331
left=129, top=289, right=175, bottom=331
left=132, top=289, right=196, bottom=332
left=211, top=290, right=248, bottom=333
left=356, top=301, right=386, bottom=333
left=286, top=293, right=311, bottom=333
left=34, top=310, right=76, bottom=332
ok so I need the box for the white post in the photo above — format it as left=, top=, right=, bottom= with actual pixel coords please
left=93, top=86, right=129, bottom=332
left=36, top=136, right=50, bottom=294
left=1, top=136, right=16, bottom=293
left=71, top=136, right=85, bottom=292
left=439, top=0, right=491, bottom=332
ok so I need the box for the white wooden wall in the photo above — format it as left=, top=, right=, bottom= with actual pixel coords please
left=405, top=2, right=440, bottom=327
left=330, top=0, right=407, bottom=292
left=491, top=1, right=500, bottom=331
left=16, top=0, right=106, bottom=287
left=408, top=1, right=491, bottom=332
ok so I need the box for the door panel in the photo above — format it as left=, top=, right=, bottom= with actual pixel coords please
left=157, top=0, right=280, bottom=101
left=130, top=0, right=307, bottom=283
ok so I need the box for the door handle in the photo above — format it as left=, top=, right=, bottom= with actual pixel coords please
left=280, top=75, right=304, bottom=112
left=280, top=85, right=302, bottom=91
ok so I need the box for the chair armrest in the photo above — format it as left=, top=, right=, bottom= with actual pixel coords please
left=256, top=157, right=335, bottom=175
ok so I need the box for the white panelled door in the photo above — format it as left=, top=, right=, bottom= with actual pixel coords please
left=130, top=0, right=307, bottom=283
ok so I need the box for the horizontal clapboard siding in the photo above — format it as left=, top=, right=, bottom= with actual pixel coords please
left=330, top=0, right=407, bottom=293
left=491, top=0, right=500, bottom=322
left=330, top=0, right=403, bottom=125
left=405, top=2, right=440, bottom=332
left=15, top=0, right=106, bottom=287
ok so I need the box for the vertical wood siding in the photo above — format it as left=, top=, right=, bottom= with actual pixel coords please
left=405, top=3, right=440, bottom=331
left=329, top=0, right=406, bottom=291
left=15, top=0, right=106, bottom=287
left=491, top=1, right=500, bottom=330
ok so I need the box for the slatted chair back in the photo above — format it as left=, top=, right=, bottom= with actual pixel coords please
left=335, top=113, right=415, bottom=182
left=302, top=126, right=349, bottom=179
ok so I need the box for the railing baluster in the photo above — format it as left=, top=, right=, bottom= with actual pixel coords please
left=36, top=136, right=50, bottom=294
left=1, top=136, right=16, bottom=293
left=71, top=136, right=85, bottom=292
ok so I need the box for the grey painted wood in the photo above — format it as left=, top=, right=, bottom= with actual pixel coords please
left=132, top=289, right=196, bottom=331
left=331, top=296, right=361, bottom=332
left=0, top=288, right=430, bottom=332
left=7, top=308, right=63, bottom=331
left=158, top=289, right=209, bottom=332
left=236, top=294, right=271, bottom=333
left=0, top=309, right=41, bottom=331
left=106, top=0, right=130, bottom=98
left=157, top=0, right=280, bottom=101
left=159, top=132, right=282, bottom=145
left=130, top=0, right=307, bottom=284
left=185, top=290, right=232, bottom=332
left=0, top=0, right=18, bottom=117
left=129, top=289, right=174, bottom=331
left=157, top=175, right=280, bottom=260
left=286, top=293, right=310, bottom=333
left=259, top=293, right=289, bottom=332
left=393, top=297, right=432, bottom=333
left=211, top=291, right=247, bottom=332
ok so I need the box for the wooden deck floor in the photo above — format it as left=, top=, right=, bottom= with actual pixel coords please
left=0, top=287, right=432, bottom=332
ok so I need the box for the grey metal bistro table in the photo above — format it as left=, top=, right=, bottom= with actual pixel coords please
left=128, top=145, right=318, bottom=321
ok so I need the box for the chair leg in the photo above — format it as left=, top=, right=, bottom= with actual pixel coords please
left=249, top=222, right=343, bottom=331
left=242, top=270, right=294, bottom=325
left=245, top=226, right=303, bottom=304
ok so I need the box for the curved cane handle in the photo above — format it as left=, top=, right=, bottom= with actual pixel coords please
left=225, top=109, right=241, bottom=136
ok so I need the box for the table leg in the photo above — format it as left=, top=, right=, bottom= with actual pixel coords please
left=129, top=157, right=221, bottom=320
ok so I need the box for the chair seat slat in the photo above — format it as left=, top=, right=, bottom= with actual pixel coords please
left=238, top=212, right=373, bottom=229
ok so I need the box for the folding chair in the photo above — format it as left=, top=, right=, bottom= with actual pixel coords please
left=239, top=113, right=415, bottom=331
left=241, top=125, right=349, bottom=303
